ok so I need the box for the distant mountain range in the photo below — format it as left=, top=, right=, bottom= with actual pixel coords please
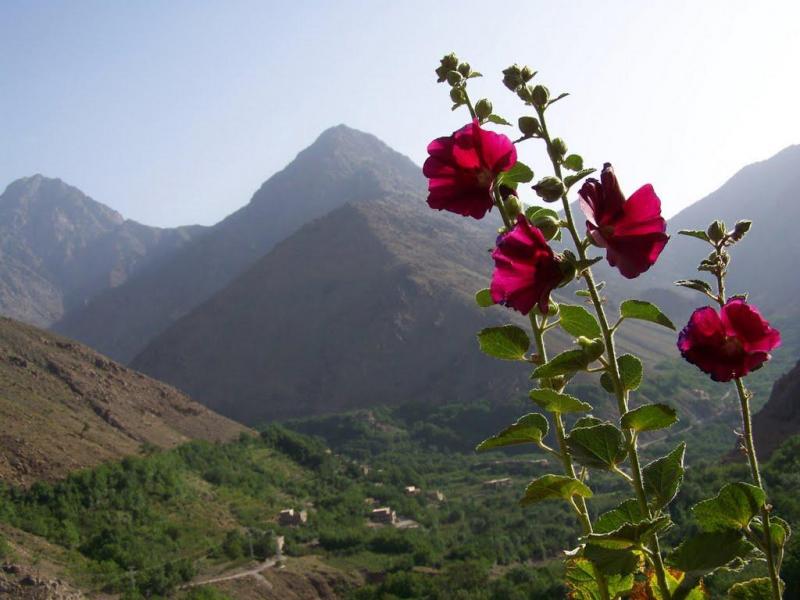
left=0, top=316, right=246, bottom=486
left=0, top=130, right=797, bottom=426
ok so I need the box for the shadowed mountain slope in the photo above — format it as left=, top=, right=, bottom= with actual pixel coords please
left=54, top=125, right=424, bottom=362
left=0, top=317, right=247, bottom=486
left=0, top=175, right=203, bottom=328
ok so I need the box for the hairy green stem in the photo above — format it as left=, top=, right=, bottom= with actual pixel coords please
left=712, top=252, right=782, bottom=600
left=536, top=106, right=673, bottom=600
left=530, top=314, right=610, bottom=600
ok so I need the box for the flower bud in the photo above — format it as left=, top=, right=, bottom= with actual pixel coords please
left=731, top=220, right=752, bottom=241
left=502, top=64, right=524, bottom=91
left=517, top=84, right=534, bottom=103
left=556, top=253, right=577, bottom=287
left=450, top=88, right=466, bottom=105
left=707, top=220, right=726, bottom=243
left=532, top=85, right=550, bottom=107
left=533, top=300, right=560, bottom=318
left=550, top=137, right=568, bottom=158
left=446, top=70, right=464, bottom=86
left=533, top=177, right=566, bottom=202
left=577, top=336, right=606, bottom=362
left=521, top=66, right=536, bottom=82
left=503, top=194, right=522, bottom=220
left=475, top=98, right=493, bottom=120
left=436, top=53, right=460, bottom=83
left=532, top=214, right=560, bottom=241
left=457, top=62, right=471, bottom=77
left=518, top=116, right=541, bottom=137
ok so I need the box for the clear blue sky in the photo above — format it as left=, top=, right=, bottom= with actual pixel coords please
left=2, top=1, right=798, bottom=227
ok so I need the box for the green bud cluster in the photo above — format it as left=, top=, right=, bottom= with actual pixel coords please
left=533, top=176, right=566, bottom=202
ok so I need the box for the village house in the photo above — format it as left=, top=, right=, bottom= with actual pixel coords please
left=404, top=485, right=421, bottom=496
left=278, top=508, right=307, bottom=526
left=370, top=507, right=398, bottom=524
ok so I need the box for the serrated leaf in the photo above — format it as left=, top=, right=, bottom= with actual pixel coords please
left=727, top=577, right=780, bottom=599
left=679, top=229, right=711, bottom=242
left=477, top=325, right=530, bottom=361
left=558, top=304, right=602, bottom=338
left=520, top=474, right=592, bottom=506
left=498, top=161, right=534, bottom=186
left=583, top=544, right=640, bottom=576
left=751, top=515, right=790, bottom=552
left=565, top=559, right=634, bottom=600
left=529, top=388, right=592, bottom=413
left=675, top=279, right=714, bottom=295
left=583, top=516, right=672, bottom=550
left=532, top=349, right=589, bottom=378
left=621, top=403, right=677, bottom=432
left=566, top=423, right=628, bottom=470
left=667, top=530, right=753, bottom=575
left=564, top=154, right=584, bottom=171
left=620, top=299, right=676, bottom=330
left=475, top=288, right=494, bottom=308
left=476, top=413, right=549, bottom=452
left=564, top=168, right=596, bottom=188
left=486, top=114, right=511, bottom=126
left=594, top=499, right=646, bottom=534
left=643, top=442, right=686, bottom=510
left=692, top=482, right=766, bottom=532
left=617, top=354, right=643, bottom=391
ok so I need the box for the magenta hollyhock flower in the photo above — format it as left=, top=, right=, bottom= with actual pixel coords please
left=490, top=215, right=563, bottom=314
left=578, top=163, right=669, bottom=279
left=678, top=298, right=781, bottom=382
left=423, top=120, right=517, bottom=219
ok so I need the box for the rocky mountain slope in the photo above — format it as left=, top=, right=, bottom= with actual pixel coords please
left=0, top=316, right=247, bottom=485
left=130, top=154, right=674, bottom=424
left=54, top=125, right=424, bottom=363
left=752, top=359, right=800, bottom=459
left=0, top=175, right=203, bottom=327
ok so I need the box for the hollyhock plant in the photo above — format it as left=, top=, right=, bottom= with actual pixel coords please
left=578, top=163, right=669, bottom=279
left=678, top=298, right=781, bottom=382
left=423, top=119, right=517, bottom=219
left=490, top=215, right=563, bottom=314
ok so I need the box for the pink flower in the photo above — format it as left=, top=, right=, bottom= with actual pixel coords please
left=678, top=298, right=781, bottom=382
left=578, top=163, right=668, bottom=278
left=490, top=215, right=564, bottom=314
left=423, top=120, right=517, bottom=219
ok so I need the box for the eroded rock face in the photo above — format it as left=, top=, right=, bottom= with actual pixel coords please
left=752, top=360, right=800, bottom=459
left=0, top=563, right=85, bottom=600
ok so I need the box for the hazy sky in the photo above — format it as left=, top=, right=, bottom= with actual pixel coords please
left=2, top=1, right=798, bottom=227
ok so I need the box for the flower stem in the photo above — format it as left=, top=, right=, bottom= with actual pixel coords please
left=536, top=106, right=673, bottom=600
left=712, top=252, right=782, bottom=600
left=529, top=313, right=610, bottom=600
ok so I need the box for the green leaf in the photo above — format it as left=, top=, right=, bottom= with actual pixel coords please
left=520, top=474, right=592, bottom=506
left=524, top=205, right=562, bottom=241
left=566, top=423, right=628, bottom=470
left=573, top=416, right=603, bottom=429
left=594, top=499, right=647, bottom=534
left=667, top=530, right=753, bottom=575
left=582, top=545, right=640, bottom=576
left=566, top=559, right=634, bottom=600
left=750, top=516, right=791, bottom=553
left=575, top=289, right=592, bottom=298
left=529, top=388, right=592, bottom=413
left=619, top=299, right=676, bottom=330
left=583, top=516, right=671, bottom=550
left=692, top=482, right=766, bottom=532
left=600, top=372, right=615, bottom=394
left=532, top=349, right=590, bottom=378
left=477, top=325, right=530, bottom=361
left=728, top=577, right=781, bottom=599
left=643, top=442, right=686, bottom=510
left=617, top=354, right=643, bottom=391
left=621, top=403, right=677, bottom=433
left=564, top=168, right=596, bottom=189
left=679, top=229, right=711, bottom=243
left=564, top=154, right=584, bottom=171
left=498, top=161, right=534, bottom=186
left=476, top=413, right=549, bottom=452
left=486, top=114, right=511, bottom=126
left=475, top=288, right=494, bottom=308
left=558, top=304, right=602, bottom=338
left=675, top=279, right=714, bottom=295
